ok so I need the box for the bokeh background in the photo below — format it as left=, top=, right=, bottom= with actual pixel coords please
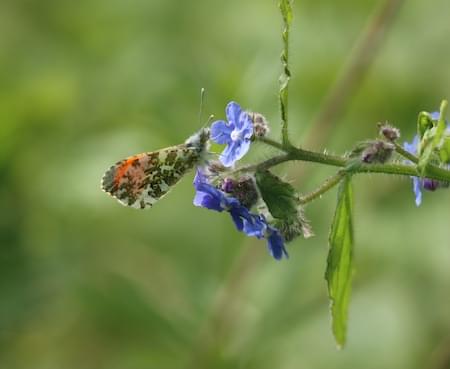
left=1, top=0, right=450, bottom=368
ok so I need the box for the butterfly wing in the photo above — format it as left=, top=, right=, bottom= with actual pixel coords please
left=101, top=144, right=201, bottom=209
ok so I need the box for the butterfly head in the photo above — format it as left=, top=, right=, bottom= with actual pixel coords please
left=185, top=127, right=210, bottom=153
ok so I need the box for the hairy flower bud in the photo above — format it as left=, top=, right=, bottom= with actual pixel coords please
left=378, top=122, right=400, bottom=142
left=361, top=140, right=395, bottom=164
left=423, top=178, right=439, bottom=191
left=249, top=112, right=270, bottom=138
left=221, top=176, right=259, bottom=209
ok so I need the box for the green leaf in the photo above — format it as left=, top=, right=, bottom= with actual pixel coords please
left=255, top=170, right=297, bottom=221
left=417, top=127, right=437, bottom=174
left=417, top=100, right=448, bottom=174
left=417, top=111, right=434, bottom=138
left=439, top=136, right=450, bottom=164
left=325, top=175, right=354, bottom=348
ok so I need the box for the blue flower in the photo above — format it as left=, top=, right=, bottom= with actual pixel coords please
left=194, top=169, right=266, bottom=237
left=193, top=169, right=288, bottom=260
left=210, top=102, right=253, bottom=167
left=193, top=170, right=238, bottom=211
left=403, top=112, right=449, bottom=206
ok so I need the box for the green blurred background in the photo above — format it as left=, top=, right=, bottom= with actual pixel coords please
left=1, top=0, right=450, bottom=368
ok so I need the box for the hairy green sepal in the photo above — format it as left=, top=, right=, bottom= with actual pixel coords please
left=255, top=170, right=298, bottom=221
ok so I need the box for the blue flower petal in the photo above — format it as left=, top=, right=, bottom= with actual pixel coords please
left=238, top=110, right=253, bottom=132
left=219, top=143, right=236, bottom=167
left=226, top=101, right=243, bottom=129
left=242, top=213, right=266, bottom=239
left=193, top=170, right=226, bottom=211
left=430, top=111, right=440, bottom=120
left=228, top=205, right=266, bottom=238
left=403, top=135, right=419, bottom=156
left=241, top=122, right=254, bottom=140
left=219, top=139, right=251, bottom=167
left=412, top=177, right=422, bottom=207
left=267, top=229, right=288, bottom=260
left=193, top=169, right=207, bottom=187
left=229, top=207, right=244, bottom=231
left=210, top=120, right=233, bottom=145
left=233, top=139, right=252, bottom=161
left=193, top=183, right=224, bottom=211
left=193, top=169, right=242, bottom=211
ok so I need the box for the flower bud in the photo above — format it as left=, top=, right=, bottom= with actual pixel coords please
left=423, top=178, right=439, bottom=191
left=378, top=122, right=400, bottom=142
left=361, top=140, right=395, bottom=164
left=249, top=112, right=270, bottom=138
left=221, top=175, right=259, bottom=209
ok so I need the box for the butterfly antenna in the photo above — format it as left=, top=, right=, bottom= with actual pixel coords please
left=198, top=88, right=206, bottom=126
left=198, top=88, right=214, bottom=130
left=205, top=114, right=214, bottom=127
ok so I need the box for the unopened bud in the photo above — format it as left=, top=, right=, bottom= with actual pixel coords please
left=222, top=175, right=259, bottom=209
left=361, top=140, right=395, bottom=164
left=378, top=122, right=400, bottom=142
left=423, top=178, right=439, bottom=191
left=249, top=112, right=270, bottom=138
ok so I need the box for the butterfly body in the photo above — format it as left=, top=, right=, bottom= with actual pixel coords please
left=102, top=128, right=209, bottom=209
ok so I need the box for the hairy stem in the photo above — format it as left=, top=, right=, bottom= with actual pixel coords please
left=299, top=171, right=347, bottom=204
left=278, top=0, right=292, bottom=148
left=394, top=142, right=419, bottom=164
left=255, top=137, right=450, bottom=182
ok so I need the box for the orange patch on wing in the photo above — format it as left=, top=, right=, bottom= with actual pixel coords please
left=113, top=154, right=144, bottom=186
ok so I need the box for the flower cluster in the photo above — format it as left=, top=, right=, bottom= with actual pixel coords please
left=404, top=111, right=450, bottom=206
left=193, top=169, right=287, bottom=260
left=193, top=101, right=288, bottom=260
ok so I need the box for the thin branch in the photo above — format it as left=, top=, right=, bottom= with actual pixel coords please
left=278, top=0, right=293, bottom=148
left=394, top=142, right=419, bottom=164
left=252, top=140, right=450, bottom=182
left=299, top=171, right=347, bottom=204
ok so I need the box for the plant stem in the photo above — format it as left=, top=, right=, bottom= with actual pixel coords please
left=255, top=137, right=450, bottom=182
left=299, top=171, right=347, bottom=204
left=278, top=0, right=292, bottom=148
left=394, top=142, right=418, bottom=164
left=256, top=136, right=285, bottom=151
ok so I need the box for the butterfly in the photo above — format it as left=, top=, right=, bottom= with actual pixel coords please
left=101, top=128, right=210, bottom=209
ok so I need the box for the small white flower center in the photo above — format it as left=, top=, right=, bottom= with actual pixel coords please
left=230, top=129, right=241, bottom=141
